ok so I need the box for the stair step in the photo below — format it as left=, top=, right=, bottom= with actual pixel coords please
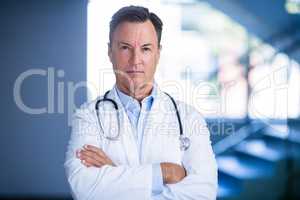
left=262, top=128, right=300, bottom=161
left=218, top=181, right=239, bottom=199
left=218, top=171, right=241, bottom=198
left=264, top=125, right=300, bottom=145
left=234, top=139, right=285, bottom=162
left=217, top=154, right=274, bottom=180
left=289, top=127, right=300, bottom=144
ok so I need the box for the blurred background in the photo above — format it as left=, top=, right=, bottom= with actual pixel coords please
left=1, top=0, right=300, bottom=199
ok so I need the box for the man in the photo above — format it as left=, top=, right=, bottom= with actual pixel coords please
left=64, top=6, right=217, bottom=200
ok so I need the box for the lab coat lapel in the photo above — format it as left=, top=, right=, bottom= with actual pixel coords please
left=140, top=88, right=170, bottom=164
left=106, top=87, right=140, bottom=165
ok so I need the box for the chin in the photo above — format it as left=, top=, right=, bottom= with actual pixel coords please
left=131, top=78, right=152, bottom=90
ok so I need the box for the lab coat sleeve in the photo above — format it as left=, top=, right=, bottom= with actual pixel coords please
left=152, top=108, right=218, bottom=200
left=152, top=163, right=164, bottom=195
left=64, top=105, right=153, bottom=200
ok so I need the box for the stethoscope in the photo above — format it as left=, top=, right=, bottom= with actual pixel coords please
left=95, top=90, right=191, bottom=151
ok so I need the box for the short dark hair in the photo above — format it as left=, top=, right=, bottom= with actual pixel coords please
left=109, top=6, right=163, bottom=46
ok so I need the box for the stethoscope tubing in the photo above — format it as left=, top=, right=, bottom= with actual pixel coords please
left=95, top=90, right=190, bottom=150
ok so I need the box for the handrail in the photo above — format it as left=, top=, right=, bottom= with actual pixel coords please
left=212, top=121, right=265, bottom=155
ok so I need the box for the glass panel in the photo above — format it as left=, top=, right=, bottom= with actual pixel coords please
left=87, top=0, right=300, bottom=118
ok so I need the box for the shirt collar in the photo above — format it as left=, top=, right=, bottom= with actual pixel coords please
left=115, top=82, right=157, bottom=113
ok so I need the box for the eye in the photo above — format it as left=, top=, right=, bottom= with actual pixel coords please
left=142, top=47, right=151, bottom=52
left=120, top=45, right=129, bottom=50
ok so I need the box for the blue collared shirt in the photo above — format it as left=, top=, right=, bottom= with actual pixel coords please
left=116, top=85, right=163, bottom=195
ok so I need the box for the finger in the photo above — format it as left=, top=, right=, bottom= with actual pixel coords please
left=79, top=150, right=107, bottom=167
left=80, top=146, right=115, bottom=166
left=81, top=149, right=115, bottom=166
left=81, top=156, right=102, bottom=168
left=76, top=149, right=100, bottom=167
left=83, top=145, right=106, bottom=157
left=79, top=150, right=107, bottom=165
left=84, top=146, right=114, bottom=165
left=81, top=159, right=92, bottom=167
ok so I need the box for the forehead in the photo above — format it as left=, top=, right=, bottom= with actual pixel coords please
left=112, top=20, right=158, bottom=45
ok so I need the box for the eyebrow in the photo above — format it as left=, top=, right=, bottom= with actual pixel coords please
left=118, top=41, right=153, bottom=47
left=142, top=43, right=153, bottom=47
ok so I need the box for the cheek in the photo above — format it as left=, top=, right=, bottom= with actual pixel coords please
left=144, top=57, right=158, bottom=78
left=144, top=53, right=156, bottom=64
left=112, top=53, right=129, bottom=69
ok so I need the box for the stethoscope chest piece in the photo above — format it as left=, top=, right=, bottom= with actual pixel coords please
left=179, top=135, right=190, bottom=151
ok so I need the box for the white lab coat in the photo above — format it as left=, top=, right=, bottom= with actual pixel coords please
left=64, top=86, right=218, bottom=200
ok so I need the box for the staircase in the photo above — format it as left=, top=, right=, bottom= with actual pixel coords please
left=216, top=123, right=300, bottom=200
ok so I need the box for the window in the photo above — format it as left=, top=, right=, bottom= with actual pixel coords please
left=87, top=0, right=300, bottom=118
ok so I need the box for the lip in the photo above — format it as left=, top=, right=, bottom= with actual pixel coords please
left=126, top=70, right=144, bottom=74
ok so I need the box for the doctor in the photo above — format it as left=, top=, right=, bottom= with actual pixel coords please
left=64, top=5, right=217, bottom=200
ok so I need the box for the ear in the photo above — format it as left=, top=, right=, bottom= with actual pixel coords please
left=158, top=44, right=162, bottom=55
left=156, top=45, right=162, bottom=63
left=108, top=42, right=112, bottom=62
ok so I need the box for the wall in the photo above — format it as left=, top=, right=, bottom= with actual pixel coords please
left=0, top=0, right=87, bottom=197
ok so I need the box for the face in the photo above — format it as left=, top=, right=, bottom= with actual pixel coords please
left=108, top=20, right=161, bottom=94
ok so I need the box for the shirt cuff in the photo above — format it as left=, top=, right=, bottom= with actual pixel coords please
left=152, top=163, right=164, bottom=195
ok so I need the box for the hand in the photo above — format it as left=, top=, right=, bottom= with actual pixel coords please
left=160, top=162, right=186, bottom=184
left=76, top=145, right=115, bottom=168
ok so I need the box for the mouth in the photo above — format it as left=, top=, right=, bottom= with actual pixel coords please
left=126, top=70, right=144, bottom=74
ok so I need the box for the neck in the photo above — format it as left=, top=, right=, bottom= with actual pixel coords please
left=116, top=81, right=154, bottom=102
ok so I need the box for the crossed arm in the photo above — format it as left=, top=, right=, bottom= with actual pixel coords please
left=77, top=144, right=186, bottom=185
left=65, top=106, right=217, bottom=200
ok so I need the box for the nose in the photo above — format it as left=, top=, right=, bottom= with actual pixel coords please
left=131, top=49, right=142, bottom=66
